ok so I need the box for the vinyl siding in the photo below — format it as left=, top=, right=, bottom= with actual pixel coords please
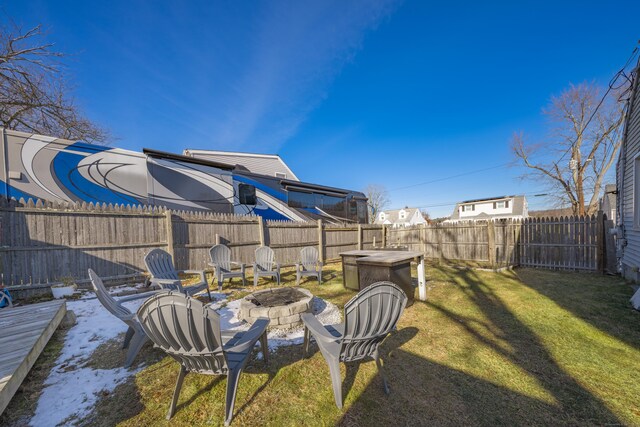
left=618, top=64, right=640, bottom=280
left=184, top=150, right=299, bottom=180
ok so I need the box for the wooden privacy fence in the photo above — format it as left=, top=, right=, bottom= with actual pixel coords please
left=0, top=197, right=608, bottom=286
left=387, top=214, right=607, bottom=272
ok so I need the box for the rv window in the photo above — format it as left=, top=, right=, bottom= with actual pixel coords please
left=238, top=184, right=257, bottom=205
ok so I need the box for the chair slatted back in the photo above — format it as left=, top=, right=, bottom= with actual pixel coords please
left=340, top=282, right=407, bottom=362
left=137, top=292, right=228, bottom=374
left=255, top=246, right=275, bottom=272
left=300, top=247, right=318, bottom=271
left=88, top=269, right=132, bottom=319
left=145, top=249, right=181, bottom=290
left=210, top=244, right=232, bottom=272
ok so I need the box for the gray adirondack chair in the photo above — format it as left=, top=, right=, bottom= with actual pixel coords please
left=136, top=291, right=269, bottom=426
left=144, top=248, right=211, bottom=300
left=302, top=281, right=407, bottom=409
left=209, top=244, right=246, bottom=290
left=252, top=246, right=280, bottom=287
left=295, top=246, right=322, bottom=285
left=88, top=269, right=149, bottom=368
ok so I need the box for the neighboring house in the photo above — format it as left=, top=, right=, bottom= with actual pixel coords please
left=615, top=59, right=640, bottom=284
left=599, top=184, right=617, bottom=225
left=183, top=149, right=299, bottom=181
left=374, top=207, right=427, bottom=228
left=445, top=195, right=528, bottom=223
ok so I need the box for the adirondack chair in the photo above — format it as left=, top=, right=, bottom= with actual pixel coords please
left=295, top=246, right=322, bottom=285
left=302, top=281, right=407, bottom=409
left=144, top=249, right=212, bottom=300
left=88, top=269, right=149, bottom=368
left=252, top=246, right=281, bottom=287
left=209, top=244, right=246, bottom=290
left=137, top=291, right=269, bottom=425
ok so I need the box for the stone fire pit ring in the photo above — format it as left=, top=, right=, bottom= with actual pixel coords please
left=238, top=287, right=313, bottom=329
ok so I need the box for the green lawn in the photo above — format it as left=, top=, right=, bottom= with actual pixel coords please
left=12, top=263, right=640, bottom=426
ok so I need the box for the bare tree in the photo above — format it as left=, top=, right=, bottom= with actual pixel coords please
left=512, top=82, right=627, bottom=216
left=365, top=184, right=390, bottom=224
left=421, top=210, right=431, bottom=224
left=0, top=23, right=108, bottom=143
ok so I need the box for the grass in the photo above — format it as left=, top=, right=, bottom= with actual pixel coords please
left=8, top=262, right=640, bottom=426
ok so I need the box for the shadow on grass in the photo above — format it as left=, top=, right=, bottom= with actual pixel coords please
left=338, top=267, right=623, bottom=425
left=514, top=268, right=640, bottom=350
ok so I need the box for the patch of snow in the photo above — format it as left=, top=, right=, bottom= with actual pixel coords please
left=30, top=293, right=146, bottom=427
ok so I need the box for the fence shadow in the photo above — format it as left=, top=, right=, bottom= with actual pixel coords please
left=1, top=202, right=151, bottom=287
left=339, top=268, right=622, bottom=425
left=514, top=268, right=640, bottom=350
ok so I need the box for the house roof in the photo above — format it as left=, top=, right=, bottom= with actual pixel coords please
left=374, top=207, right=424, bottom=225
left=183, top=149, right=299, bottom=181
left=448, top=195, right=527, bottom=221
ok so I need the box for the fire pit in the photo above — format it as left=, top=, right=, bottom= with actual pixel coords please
left=238, top=287, right=313, bottom=329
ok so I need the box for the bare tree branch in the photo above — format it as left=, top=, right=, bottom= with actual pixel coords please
left=365, top=184, right=390, bottom=224
left=0, top=23, right=109, bottom=144
left=512, top=82, right=627, bottom=215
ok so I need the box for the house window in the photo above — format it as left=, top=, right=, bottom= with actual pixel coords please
left=494, top=201, right=505, bottom=209
left=635, top=157, right=640, bottom=227
left=275, top=172, right=287, bottom=179
left=462, top=204, right=475, bottom=212
left=399, top=210, right=406, bottom=219
left=379, top=212, right=385, bottom=220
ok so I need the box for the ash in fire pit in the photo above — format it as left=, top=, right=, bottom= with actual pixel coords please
left=249, top=288, right=307, bottom=307
left=239, top=287, right=313, bottom=329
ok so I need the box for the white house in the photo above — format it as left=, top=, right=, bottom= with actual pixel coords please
left=445, top=195, right=528, bottom=223
left=374, top=207, right=427, bottom=228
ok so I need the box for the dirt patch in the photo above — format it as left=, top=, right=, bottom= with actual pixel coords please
left=85, top=333, right=164, bottom=370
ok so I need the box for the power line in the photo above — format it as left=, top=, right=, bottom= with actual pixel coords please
left=555, top=44, right=639, bottom=166
left=387, top=45, right=640, bottom=194
left=388, top=162, right=515, bottom=191
left=385, top=190, right=550, bottom=211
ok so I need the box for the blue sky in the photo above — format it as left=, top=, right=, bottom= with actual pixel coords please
left=4, top=0, right=640, bottom=217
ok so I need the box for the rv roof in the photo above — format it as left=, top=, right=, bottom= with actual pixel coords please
left=143, top=148, right=235, bottom=170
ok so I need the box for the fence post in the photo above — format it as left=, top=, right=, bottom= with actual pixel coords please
left=164, top=209, right=175, bottom=259
left=487, top=220, right=496, bottom=267
left=215, top=233, right=221, bottom=245
left=422, top=223, right=427, bottom=255
left=514, top=220, right=522, bottom=266
left=357, top=224, right=363, bottom=250
left=317, top=219, right=324, bottom=262
left=436, top=224, right=443, bottom=264
left=597, top=210, right=604, bottom=274
left=382, top=225, right=387, bottom=248
left=258, top=216, right=265, bottom=246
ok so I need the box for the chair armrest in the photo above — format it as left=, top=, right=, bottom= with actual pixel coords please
left=150, top=277, right=181, bottom=286
left=301, top=313, right=341, bottom=343
left=225, top=318, right=270, bottom=354
left=230, top=261, right=246, bottom=272
left=183, top=269, right=206, bottom=284
left=116, top=290, right=163, bottom=302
